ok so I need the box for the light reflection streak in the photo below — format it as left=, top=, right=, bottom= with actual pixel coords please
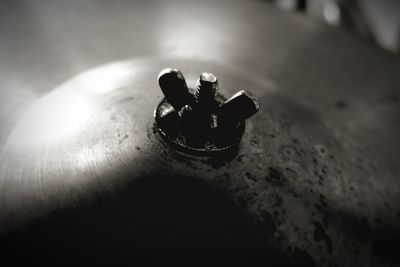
left=7, top=60, right=143, bottom=149
left=9, top=90, right=94, bottom=147
left=76, top=61, right=138, bottom=95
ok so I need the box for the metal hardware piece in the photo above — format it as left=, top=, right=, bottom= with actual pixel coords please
left=158, top=68, right=192, bottom=112
left=155, top=68, right=259, bottom=155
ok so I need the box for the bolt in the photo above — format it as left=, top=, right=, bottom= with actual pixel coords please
left=218, top=90, right=260, bottom=125
left=158, top=68, right=191, bottom=112
left=195, top=72, right=218, bottom=107
left=155, top=68, right=260, bottom=154
left=193, top=72, right=220, bottom=129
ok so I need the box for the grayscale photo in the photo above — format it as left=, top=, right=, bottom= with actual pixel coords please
left=0, top=0, right=399, bottom=266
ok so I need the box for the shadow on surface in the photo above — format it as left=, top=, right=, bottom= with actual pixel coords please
left=1, top=174, right=278, bottom=265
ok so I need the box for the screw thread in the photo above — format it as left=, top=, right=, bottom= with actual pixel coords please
left=194, top=73, right=218, bottom=106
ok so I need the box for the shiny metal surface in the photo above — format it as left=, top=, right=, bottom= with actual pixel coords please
left=0, top=0, right=400, bottom=266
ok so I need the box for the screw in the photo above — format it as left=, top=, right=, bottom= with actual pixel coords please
left=158, top=68, right=191, bottom=112
left=157, top=68, right=259, bottom=131
left=218, top=90, right=260, bottom=125
left=155, top=68, right=260, bottom=154
left=195, top=72, right=218, bottom=107
left=193, top=73, right=220, bottom=129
